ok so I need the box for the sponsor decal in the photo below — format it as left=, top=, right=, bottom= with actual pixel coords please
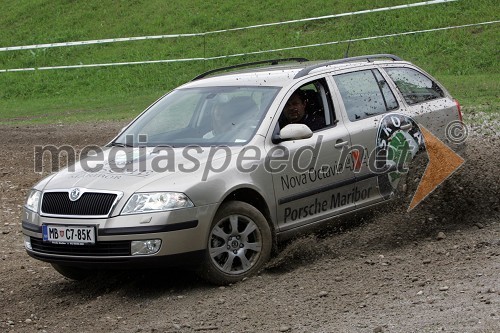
left=283, top=186, right=372, bottom=223
left=376, top=113, right=424, bottom=198
left=280, top=165, right=343, bottom=191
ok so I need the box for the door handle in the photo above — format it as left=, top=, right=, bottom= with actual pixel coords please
left=334, top=139, right=348, bottom=149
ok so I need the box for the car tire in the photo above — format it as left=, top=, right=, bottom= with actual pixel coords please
left=199, top=201, right=272, bottom=285
left=51, top=263, right=91, bottom=281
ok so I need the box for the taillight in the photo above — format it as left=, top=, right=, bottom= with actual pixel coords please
left=454, top=99, right=462, bottom=122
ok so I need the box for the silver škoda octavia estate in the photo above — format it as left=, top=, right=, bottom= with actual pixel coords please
left=22, top=55, right=463, bottom=284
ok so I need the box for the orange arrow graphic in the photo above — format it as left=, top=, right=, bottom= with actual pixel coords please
left=408, top=125, right=465, bottom=211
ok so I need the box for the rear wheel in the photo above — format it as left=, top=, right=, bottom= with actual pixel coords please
left=200, top=201, right=272, bottom=285
left=51, top=263, right=91, bottom=281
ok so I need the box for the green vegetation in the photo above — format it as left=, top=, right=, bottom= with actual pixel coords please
left=0, top=0, right=498, bottom=124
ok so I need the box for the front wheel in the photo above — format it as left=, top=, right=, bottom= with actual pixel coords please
left=200, top=201, right=272, bottom=285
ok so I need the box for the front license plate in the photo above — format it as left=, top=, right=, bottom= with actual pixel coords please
left=42, top=225, right=95, bottom=245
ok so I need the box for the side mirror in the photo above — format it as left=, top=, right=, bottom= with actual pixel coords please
left=274, top=124, right=313, bottom=143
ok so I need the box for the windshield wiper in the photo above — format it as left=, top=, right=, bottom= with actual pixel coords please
left=109, top=142, right=133, bottom=147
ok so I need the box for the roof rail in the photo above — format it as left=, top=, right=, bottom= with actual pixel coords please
left=192, top=57, right=309, bottom=81
left=294, top=54, right=402, bottom=79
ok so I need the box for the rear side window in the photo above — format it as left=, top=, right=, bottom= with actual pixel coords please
left=333, top=69, right=398, bottom=121
left=385, top=67, right=444, bottom=105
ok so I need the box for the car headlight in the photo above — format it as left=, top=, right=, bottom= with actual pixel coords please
left=121, top=192, right=194, bottom=215
left=25, top=190, right=42, bottom=213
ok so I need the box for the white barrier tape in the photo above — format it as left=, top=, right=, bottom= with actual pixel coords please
left=205, top=0, right=460, bottom=35
left=0, top=0, right=459, bottom=52
left=208, top=21, right=500, bottom=60
left=0, top=20, right=497, bottom=73
left=0, top=57, right=206, bottom=72
left=0, top=33, right=202, bottom=52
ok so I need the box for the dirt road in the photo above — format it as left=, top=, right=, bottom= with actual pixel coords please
left=0, top=116, right=498, bottom=333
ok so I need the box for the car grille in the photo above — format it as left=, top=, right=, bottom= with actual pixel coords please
left=30, top=237, right=131, bottom=256
left=41, top=192, right=118, bottom=217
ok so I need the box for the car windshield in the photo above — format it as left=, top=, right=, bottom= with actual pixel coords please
left=113, top=86, right=280, bottom=147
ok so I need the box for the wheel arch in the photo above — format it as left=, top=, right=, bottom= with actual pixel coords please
left=220, top=187, right=277, bottom=251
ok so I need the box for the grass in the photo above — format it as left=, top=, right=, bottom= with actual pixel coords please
left=438, top=74, right=499, bottom=110
left=0, top=0, right=498, bottom=125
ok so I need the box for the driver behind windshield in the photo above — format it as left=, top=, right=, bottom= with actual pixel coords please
left=203, top=100, right=253, bottom=140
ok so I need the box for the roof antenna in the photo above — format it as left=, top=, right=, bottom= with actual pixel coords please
left=344, top=40, right=352, bottom=58
left=344, top=18, right=354, bottom=58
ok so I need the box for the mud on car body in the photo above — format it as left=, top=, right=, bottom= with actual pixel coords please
left=22, top=54, right=463, bottom=284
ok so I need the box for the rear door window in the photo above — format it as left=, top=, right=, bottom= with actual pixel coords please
left=385, top=67, right=444, bottom=105
left=333, top=69, right=398, bottom=122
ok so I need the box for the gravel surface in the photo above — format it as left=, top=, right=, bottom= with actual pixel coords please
left=0, top=114, right=498, bottom=333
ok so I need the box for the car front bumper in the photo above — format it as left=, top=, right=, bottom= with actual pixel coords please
left=21, top=204, right=217, bottom=268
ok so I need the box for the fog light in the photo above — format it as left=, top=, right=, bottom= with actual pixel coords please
left=131, top=239, right=161, bottom=255
left=24, top=236, right=32, bottom=250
